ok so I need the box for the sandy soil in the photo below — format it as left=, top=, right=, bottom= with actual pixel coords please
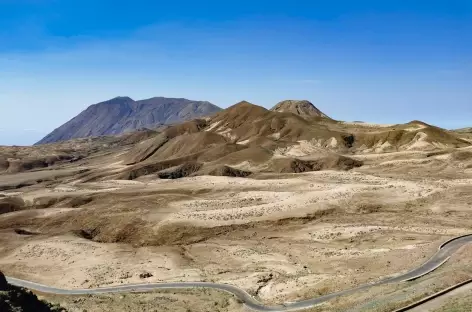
left=40, top=288, right=245, bottom=312
left=2, top=143, right=472, bottom=311
left=408, top=283, right=472, bottom=312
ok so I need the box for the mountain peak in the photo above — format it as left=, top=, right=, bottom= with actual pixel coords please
left=36, top=97, right=221, bottom=145
left=113, top=96, right=133, bottom=100
left=96, top=96, right=134, bottom=105
left=271, top=100, right=329, bottom=119
left=233, top=100, right=256, bottom=106
left=222, top=101, right=269, bottom=115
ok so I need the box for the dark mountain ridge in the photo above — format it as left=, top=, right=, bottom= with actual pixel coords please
left=36, top=96, right=221, bottom=145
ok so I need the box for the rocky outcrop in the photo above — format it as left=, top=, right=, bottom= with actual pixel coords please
left=0, top=272, right=8, bottom=291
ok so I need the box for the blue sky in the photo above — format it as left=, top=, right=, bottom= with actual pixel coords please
left=0, top=0, right=471, bottom=145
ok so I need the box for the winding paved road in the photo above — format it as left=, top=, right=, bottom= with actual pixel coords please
left=6, top=234, right=472, bottom=312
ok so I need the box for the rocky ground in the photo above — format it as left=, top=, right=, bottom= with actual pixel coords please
left=1, top=111, right=472, bottom=311
left=40, top=289, right=244, bottom=312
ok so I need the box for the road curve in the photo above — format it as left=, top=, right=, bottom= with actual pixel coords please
left=6, top=234, right=472, bottom=312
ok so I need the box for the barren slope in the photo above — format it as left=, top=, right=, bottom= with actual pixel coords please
left=2, top=100, right=472, bottom=311
left=36, top=97, right=221, bottom=144
left=117, top=102, right=469, bottom=182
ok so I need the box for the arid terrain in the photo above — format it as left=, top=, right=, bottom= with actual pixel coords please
left=1, top=101, right=472, bottom=311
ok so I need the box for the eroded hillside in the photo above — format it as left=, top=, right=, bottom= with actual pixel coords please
left=1, top=101, right=472, bottom=312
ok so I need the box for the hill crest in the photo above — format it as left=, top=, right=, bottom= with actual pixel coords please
left=271, top=100, right=329, bottom=119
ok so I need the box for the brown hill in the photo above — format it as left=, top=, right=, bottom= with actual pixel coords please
left=115, top=100, right=472, bottom=180
left=210, top=101, right=271, bottom=131
left=196, top=144, right=246, bottom=162
left=1, top=100, right=468, bottom=182
left=124, top=119, right=210, bottom=164
left=146, top=132, right=228, bottom=162
left=454, top=127, right=472, bottom=133
left=206, top=101, right=342, bottom=144
left=350, top=121, right=469, bottom=153
left=453, top=127, right=472, bottom=142
left=271, top=100, right=329, bottom=119
left=115, top=129, right=159, bottom=146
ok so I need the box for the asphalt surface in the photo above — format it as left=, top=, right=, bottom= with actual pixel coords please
left=6, top=234, right=472, bottom=312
